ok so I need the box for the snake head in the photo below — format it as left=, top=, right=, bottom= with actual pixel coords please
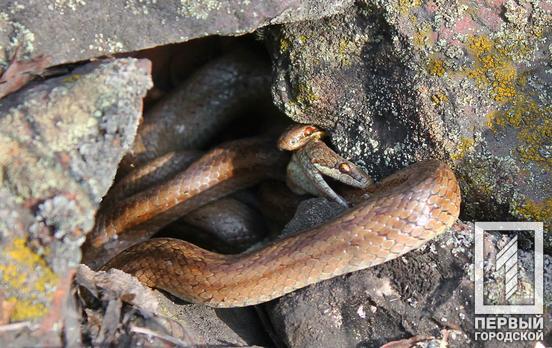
left=315, top=157, right=373, bottom=189
left=277, top=124, right=325, bottom=151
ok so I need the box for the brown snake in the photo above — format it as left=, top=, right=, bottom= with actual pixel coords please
left=85, top=53, right=461, bottom=307
left=83, top=137, right=287, bottom=268
left=99, top=148, right=461, bottom=307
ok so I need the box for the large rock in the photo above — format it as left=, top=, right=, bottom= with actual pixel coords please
left=266, top=0, right=551, bottom=248
left=0, top=58, right=151, bottom=345
left=0, top=0, right=353, bottom=68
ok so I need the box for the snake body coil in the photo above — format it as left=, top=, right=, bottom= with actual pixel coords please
left=90, top=55, right=460, bottom=307
left=83, top=137, right=287, bottom=268
left=103, top=160, right=460, bottom=307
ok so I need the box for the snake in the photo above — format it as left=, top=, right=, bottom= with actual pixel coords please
left=120, top=50, right=270, bottom=173
left=96, top=124, right=461, bottom=307
left=82, top=137, right=288, bottom=269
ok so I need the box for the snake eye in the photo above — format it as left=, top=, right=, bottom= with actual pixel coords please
left=339, top=163, right=351, bottom=174
left=303, top=126, right=317, bottom=137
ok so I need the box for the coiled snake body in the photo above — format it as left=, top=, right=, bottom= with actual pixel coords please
left=101, top=156, right=460, bottom=307
left=87, top=54, right=460, bottom=307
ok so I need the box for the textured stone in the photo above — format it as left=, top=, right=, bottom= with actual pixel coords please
left=0, top=0, right=353, bottom=68
left=155, top=298, right=271, bottom=347
left=266, top=0, right=551, bottom=248
left=0, top=58, right=151, bottom=343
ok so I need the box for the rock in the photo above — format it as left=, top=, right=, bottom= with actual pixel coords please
left=0, top=58, right=151, bottom=344
left=281, top=197, right=345, bottom=236
left=0, top=0, right=353, bottom=69
left=76, top=265, right=271, bottom=346
left=262, top=198, right=551, bottom=347
left=266, top=1, right=551, bottom=249
left=0, top=49, right=49, bottom=98
left=267, top=4, right=433, bottom=175
left=156, top=299, right=272, bottom=347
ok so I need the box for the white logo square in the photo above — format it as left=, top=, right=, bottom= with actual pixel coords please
left=474, top=222, right=543, bottom=315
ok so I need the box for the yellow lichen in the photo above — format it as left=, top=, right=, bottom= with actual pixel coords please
left=431, top=92, right=448, bottom=106
left=0, top=238, right=58, bottom=321
left=485, top=110, right=500, bottom=130
left=491, top=96, right=552, bottom=169
left=398, top=0, right=421, bottom=15
left=295, top=82, right=319, bottom=106
left=63, top=74, right=81, bottom=83
left=517, top=116, right=551, bottom=167
left=338, top=40, right=348, bottom=54
left=466, top=34, right=550, bottom=171
left=468, top=35, right=493, bottom=53
left=8, top=297, right=48, bottom=322
left=465, top=35, right=519, bottom=104
left=427, top=57, right=445, bottom=77
left=337, top=40, right=352, bottom=66
left=451, top=136, right=476, bottom=161
left=413, top=23, right=434, bottom=48
left=515, top=198, right=552, bottom=227
left=279, top=38, right=290, bottom=53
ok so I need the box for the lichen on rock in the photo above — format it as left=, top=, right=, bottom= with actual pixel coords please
left=266, top=0, right=551, bottom=247
left=0, top=58, right=152, bottom=332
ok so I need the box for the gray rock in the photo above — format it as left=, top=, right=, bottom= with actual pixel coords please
left=281, top=197, right=346, bottom=237
left=156, top=298, right=271, bottom=347
left=266, top=1, right=551, bottom=249
left=268, top=4, right=432, bottom=177
left=0, top=0, right=353, bottom=68
left=0, top=58, right=151, bottom=344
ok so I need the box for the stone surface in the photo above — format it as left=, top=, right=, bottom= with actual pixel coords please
left=76, top=265, right=271, bottom=346
left=262, top=198, right=551, bottom=347
left=0, top=0, right=353, bottom=69
left=267, top=0, right=551, bottom=248
left=156, top=298, right=271, bottom=347
left=0, top=58, right=151, bottom=344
